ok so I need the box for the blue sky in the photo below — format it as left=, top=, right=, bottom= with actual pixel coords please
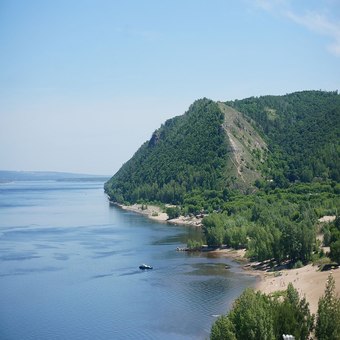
left=1, top=0, right=339, bottom=175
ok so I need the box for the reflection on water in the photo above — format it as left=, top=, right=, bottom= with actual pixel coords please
left=0, top=180, right=256, bottom=339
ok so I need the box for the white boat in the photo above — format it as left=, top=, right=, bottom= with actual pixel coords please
left=139, top=264, right=153, bottom=270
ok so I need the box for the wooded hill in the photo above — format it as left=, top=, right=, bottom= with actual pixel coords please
left=227, top=90, right=340, bottom=186
left=105, top=90, right=340, bottom=208
left=105, top=98, right=267, bottom=206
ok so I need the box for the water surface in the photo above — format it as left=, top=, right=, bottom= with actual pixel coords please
left=0, top=180, right=256, bottom=339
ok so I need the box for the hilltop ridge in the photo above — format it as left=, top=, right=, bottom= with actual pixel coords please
left=105, top=98, right=266, bottom=207
left=105, top=90, right=340, bottom=210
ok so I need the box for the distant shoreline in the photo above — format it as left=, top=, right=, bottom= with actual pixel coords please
left=111, top=202, right=169, bottom=222
left=0, top=170, right=109, bottom=182
left=110, top=202, right=203, bottom=227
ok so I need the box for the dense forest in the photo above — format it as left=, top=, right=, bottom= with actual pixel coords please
left=105, top=90, right=340, bottom=266
left=106, top=91, right=339, bottom=205
left=105, top=98, right=231, bottom=204
left=202, top=183, right=340, bottom=264
left=226, top=90, right=340, bottom=185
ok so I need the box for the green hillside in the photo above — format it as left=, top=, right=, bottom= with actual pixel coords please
left=226, top=90, right=340, bottom=186
left=105, top=98, right=231, bottom=204
left=105, top=91, right=340, bottom=207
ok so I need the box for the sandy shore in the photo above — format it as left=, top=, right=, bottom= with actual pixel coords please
left=167, top=215, right=203, bottom=227
left=207, top=247, right=247, bottom=261
left=112, top=202, right=203, bottom=226
left=218, top=216, right=340, bottom=314
left=113, top=203, right=169, bottom=222
left=209, top=248, right=340, bottom=314
left=255, top=264, right=340, bottom=314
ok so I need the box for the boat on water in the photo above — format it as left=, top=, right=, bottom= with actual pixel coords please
left=139, top=264, right=153, bottom=270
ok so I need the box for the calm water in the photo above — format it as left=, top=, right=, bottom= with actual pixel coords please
left=0, top=180, right=256, bottom=339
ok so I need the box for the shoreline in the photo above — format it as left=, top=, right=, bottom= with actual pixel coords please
left=212, top=248, right=340, bottom=314
left=111, top=202, right=168, bottom=222
left=254, top=263, right=340, bottom=314
left=111, top=202, right=203, bottom=226
left=111, top=202, right=340, bottom=314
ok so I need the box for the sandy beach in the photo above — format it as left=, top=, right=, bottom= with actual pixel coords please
left=207, top=248, right=340, bottom=314
left=112, top=203, right=169, bottom=222
left=197, top=215, right=340, bottom=315
left=255, top=264, right=340, bottom=314
left=112, top=202, right=204, bottom=226
left=167, top=215, right=203, bottom=227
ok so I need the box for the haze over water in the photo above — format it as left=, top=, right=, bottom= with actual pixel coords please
left=0, top=179, right=256, bottom=339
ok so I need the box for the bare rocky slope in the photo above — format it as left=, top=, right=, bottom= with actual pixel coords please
left=219, top=102, right=267, bottom=192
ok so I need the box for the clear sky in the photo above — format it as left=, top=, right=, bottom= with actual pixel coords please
left=1, top=0, right=339, bottom=175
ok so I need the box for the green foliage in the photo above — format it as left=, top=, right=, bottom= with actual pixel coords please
left=202, top=213, right=225, bottom=247
left=106, top=91, right=340, bottom=205
left=272, top=283, right=314, bottom=339
left=211, top=284, right=314, bottom=340
left=292, top=260, right=303, bottom=269
left=165, top=206, right=181, bottom=220
left=187, top=239, right=203, bottom=251
left=247, top=225, right=275, bottom=261
left=227, top=289, right=275, bottom=340
left=105, top=98, right=229, bottom=204
left=104, top=91, right=339, bottom=266
left=202, top=189, right=331, bottom=264
left=316, top=274, right=340, bottom=339
left=210, top=315, right=236, bottom=340
left=227, top=90, right=340, bottom=185
left=329, top=216, right=340, bottom=264
left=330, top=240, right=340, bottom=264
left=323, top=225, right=332, bottom=246
left=312, top=255, right=331, bottom=267
left=202, top=213, right=250, bottom=249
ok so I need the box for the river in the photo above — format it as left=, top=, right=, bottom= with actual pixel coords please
left=0, top=179, right=256, bottom=339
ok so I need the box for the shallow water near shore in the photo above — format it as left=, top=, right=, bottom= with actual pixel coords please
left=0, top=180, right=256, bottom=339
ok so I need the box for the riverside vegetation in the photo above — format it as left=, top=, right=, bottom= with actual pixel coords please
left=105, top=90, right=340, bottom=338
left=105, top=91, right=340, bottom=265
left=211, top=274, right=340, bottom=340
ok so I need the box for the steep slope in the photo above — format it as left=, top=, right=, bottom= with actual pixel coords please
left=105, top=99, right=229, bottom=204
left=105, top=90, right=340, bottom=206
left=219, top=103, right=267, bottom=192
left=104, top=99, right=265, bottom=204
left=226, top=90, right=340, bottom=185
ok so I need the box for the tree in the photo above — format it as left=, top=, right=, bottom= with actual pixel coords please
left=330, top=240, right=340, bottom=264
left=273, top=283, right=314, bottom=339
left=165, top=206, right=180, bottom=220
left=104, top=98, right=230, bottom=205
left=210, top=316, right=236, bottom=340
left=211, top=284, right=315, bottom=340
left=316, top=274, right=340, bottom=340
left=203, top=214, right=225, bottom=247
left=227, top=289, right=275, bottom=340
left=247, top=226, right=274, bottom=261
